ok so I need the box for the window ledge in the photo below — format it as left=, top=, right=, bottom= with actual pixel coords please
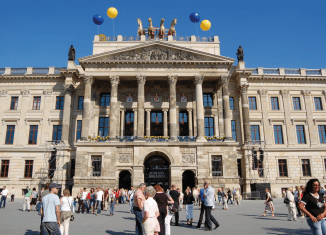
left=277, top=177, right=292, bottom=180
left=300, top=177, right=312, bottom=179
left=0, top=178, right=11, bottom=181
left=18, top=178, right=34, bottom=181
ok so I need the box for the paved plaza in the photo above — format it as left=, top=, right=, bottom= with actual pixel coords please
left=0, top=199, right=312, bottom=235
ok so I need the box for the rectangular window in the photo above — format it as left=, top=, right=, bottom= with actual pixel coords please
left=231, top=120, right=236, bottom=141
left=70, top=159, right=75, bottom=179
left=92, top=156, right=101, bottom=176
left=302, top=159, right=311, bottom=177
left=249, top=97, right=257, bottom=110
left=229, top=97, right=235, bottom=110
left=296, top=125, right=306, bottom=144
left=203, top=93, right=213, bottom=107
left=271, top=97, right=279, bottom=110
left=98, top=117, right=109, bottom=137
left=48, top=151, right=56, bottom=178
left=237, top=159, right=242, bottom=177
left=319, top=125, right=326, bottom=144
left=314, top=97, right=322, bottom=110
left=33, top=96, right=41, bottom=110
left=204, top=117, right=214, bottom=136
left=251, top=125, right=260, bottom=141
left=212, top=156, right=222, bottom=176
left=78, top=96, right=84, bottom=110
left=179, top=112, right=189, bottom=136
left=125, top=112, right=134, bottom=136
left=28, top=125, right=38, bottom=145
left=100, top=93, right=110, bottom=106
left=56, top=96, right=64, bottom=110
left=273, top=125, right=284, bottom=144
left=5, top=125, right=15, bottom=145
left=151, top=112, right=163, bottom=136
left=24, top=160, right=33, bottom=178
left=10, top=97, right=18, bottom=110
left=278, top=159, right=288, bottom=177
left=52, top=125, right=62, bottom=141
left=76, top=120, right=82, bottom=141
left=293, top=97, right=301, bottom=110
left=0, top=160, right=9, bottom=178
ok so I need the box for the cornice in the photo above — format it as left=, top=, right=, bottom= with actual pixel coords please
left=248, top=74, right=326, bottom=81
left=0, top=74, right=63, bottom=81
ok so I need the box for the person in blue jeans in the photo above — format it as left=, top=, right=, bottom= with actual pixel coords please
left=95, top=187, right=104, bottom=215
left=299, top=179, right=326, bottom=235
left=41, top=183, right=62, bottom=235
left=110, top=198, right=117, bottom=215
left=0, top=186, right=9, bottom=209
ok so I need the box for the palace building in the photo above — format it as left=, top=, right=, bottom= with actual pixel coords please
left=0, top=34, right=326, bottom=198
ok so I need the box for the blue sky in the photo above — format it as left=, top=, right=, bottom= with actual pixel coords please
left=0, top=0, right=325, bottom=69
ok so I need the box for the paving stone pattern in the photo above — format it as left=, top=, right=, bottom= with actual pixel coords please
left=0, top=199, right=312, bottom=235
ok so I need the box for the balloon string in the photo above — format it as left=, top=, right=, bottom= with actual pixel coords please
left=195, top=22, right=199, bottom=38
left=98, top=25, right=99, bottom=35
left=209, top=29, right=213, bottom=36
left=112, top=19, right=115, bottom=37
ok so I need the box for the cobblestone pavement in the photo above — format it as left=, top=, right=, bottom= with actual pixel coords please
left=0, top=199, right=312, bottom=235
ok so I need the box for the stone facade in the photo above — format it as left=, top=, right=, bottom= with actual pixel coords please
left=0, top=35, right=326, bottom=198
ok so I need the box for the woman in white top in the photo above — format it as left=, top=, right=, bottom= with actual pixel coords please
left=142, top=186, right=160, bottom=235
left=60, top=189, right=73, bottom=235
left=286, top=187, right=297, bottom=221
left=262, top=188, right=275, bottom=217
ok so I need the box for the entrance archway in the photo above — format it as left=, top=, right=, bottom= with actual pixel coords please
left=144, top=155, right=170, bottom=191
left=182, top=170, right=195, bottom=192
left=119, top=170, right=131, bottom=190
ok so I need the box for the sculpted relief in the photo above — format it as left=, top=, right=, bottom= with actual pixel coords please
left=113, top=46, right=200, bottom=61
left=182, top=154, right=195, bottom=163
left=119, top=154, right=132, bottom=163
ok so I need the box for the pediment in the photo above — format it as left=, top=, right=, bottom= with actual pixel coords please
left=78, top=41, right=234, bottom=64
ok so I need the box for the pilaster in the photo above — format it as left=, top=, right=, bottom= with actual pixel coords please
left=109, top=76, right=120, bottom=141
left=136, top=75, right=146, bottom=140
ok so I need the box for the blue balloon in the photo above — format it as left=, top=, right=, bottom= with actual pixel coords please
left=93, top=14, right=104, bottom=25
left=190, top=12, right=200, bottom=23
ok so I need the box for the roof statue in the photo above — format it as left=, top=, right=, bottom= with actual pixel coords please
left=168, top=18, right=177, bottom=36
left=136, top=18, right=177, bottom=38
left=158, top=18, right=165, bottom=39
left=68, top=45, right=75, bottom=61
left=236, top=45, right=244, bottom=62
left=137, top=18, right=145, bottom=36
left=148, top=17, right=155, bottom=38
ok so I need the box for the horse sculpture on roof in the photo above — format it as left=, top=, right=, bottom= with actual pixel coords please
left=137, top=18, right=145, bottom=36
left=168, top=18, right=177, bottom=36
left=158, top=18, right=165, bottom=39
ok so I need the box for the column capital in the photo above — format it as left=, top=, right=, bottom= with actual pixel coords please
left=120, top=108, right=126, bottom=112
left=301, top=89, right=311, bottom=96
left=258, top=89, right=268, bottom=96
left=63, top=83, right=75, bottom=93
left=187, top=109, right=193, bottom=112
left=136, top=75, right=146, bottom=85
left=110, top=76, right=120, bottom=85
left=145, top=109, right=151, bottom=112
left=133, top=108, right=138, bottom=112
left=220, top=75, right=231, bottom=86
left=194, top=75, right=204, bottom=85
left=83, top=75, right=94, bottom=84
left=162, top=109, right=168, bottom=112
left=167, top=75, right=178, bottom=85
left=280, top=89, right=290, bottom=96
left=236, top=84, right=249, bottom=94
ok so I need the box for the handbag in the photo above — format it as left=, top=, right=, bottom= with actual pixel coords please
left=66, top=197, right=74, bottom=221
left=168, top=203, right=177, bottom=214
left=283, top=194, right=290, bottom=204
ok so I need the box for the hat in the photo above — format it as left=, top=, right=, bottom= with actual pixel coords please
left=49, top=183, right=61, bottom=190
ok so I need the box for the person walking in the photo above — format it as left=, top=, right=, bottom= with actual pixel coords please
left=299, top=178, right=326, bottom=235
left=217, top=189, right=222, bottom=205
left=23, top=186, right=32, bottom=212
left=193, top=187, right=198, bottom=207
left=232, top=187, right=236, bottom=202
left=41, top=183, right=61, bottom=235
left=128, top=187, right=135, bottom=213
left=227, top=188, right=233, bottom=204
left=178, top=188, right=184, bottom=211
left=109, top=197, right=117, bottom=215
left=203, top=182, right=219, bottom=231
left=89, top=188, right=96, bottom=214
left=183, top=186, right=195, bottom=226
left=285, top=187, right=297, bottom=221
left=82, top=188, right=88, bottom=214
left=164, top=191, right=174, bottom=235
left=222, top=188, right=228, bottom=210
left=40, top=182, right=50, bottom=235
left=30, top=187, right=38, bottom=211
left=196, top=184, right=207, bottom=228
left=134, top=183, right=146, bottom=235
left=168, top=184, right=180, bottom=226
left=60, top=189, right=73, bottom=235
left=95, top=187, right=104, bottom=215
left=10, top=187, right=15, bottom=202
left=294, top=186, right=301, bottom=217
left=0, top=186, right=9, bottom=209
left=234, top=188, right=241, bottom=205
left=261, top=188, right=275, bottom=217
left=76, top=189, right=83, bottom=214
left=142, top=186, right=160, bottom=235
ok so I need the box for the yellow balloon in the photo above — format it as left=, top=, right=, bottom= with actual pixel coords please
left=99, top=34, right=107, bottom=41
left=200, top=20, right=211, bottom=31
left=107, top=7, right=118, bottom=19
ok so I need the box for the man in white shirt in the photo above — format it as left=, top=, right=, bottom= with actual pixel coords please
left=95, top=187, right=104, bottom=215
left=81, top=188, right=88, bottom=214
left=203, top=182, right=219, bottom=231
left=0, top=186, right=9, bottom=209
left=128, top=187, right=134, bottom=213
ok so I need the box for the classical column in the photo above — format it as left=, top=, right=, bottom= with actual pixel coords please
left=213, top=114, right=219, bottom=136
left=194, top=75, right=206, bottom=141
left=133, top=109, right=138, bottom=137
left=61, top=83, right=74, bottom=142
left=120, top=109, right=125, bottom=137
left=146, top=109, right=151, bottom=137
left=281, top=89, right=295, bottom=146
left=168, top=75, right=178, bottom=141
left=258, top=89, right=272, bottom=144
left=163, top=109, right=168, bottom=137
left=302, top=90, right=318, bottom=146
left=221, top=76, right=233, bottom=141
left=187, top=109, right=193, bottom=137
left=136, top=75, right=146, bottom=140
left=109, top=76, right=120, bottom=140
left=238, top=84, right=251, bottom=143
left=81, top=76, right=94, bottom=139
left=176, top=108, right=180, bottom=136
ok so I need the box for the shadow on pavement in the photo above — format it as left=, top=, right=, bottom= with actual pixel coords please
left=24, top=230, right=39, bottom=235
left=264, top=227, right=311, bottom=235
left=105, top=230, right=134, bottom=234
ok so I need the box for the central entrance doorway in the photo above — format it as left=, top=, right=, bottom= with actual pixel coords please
left=144, top=155, right=170, bottom=191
